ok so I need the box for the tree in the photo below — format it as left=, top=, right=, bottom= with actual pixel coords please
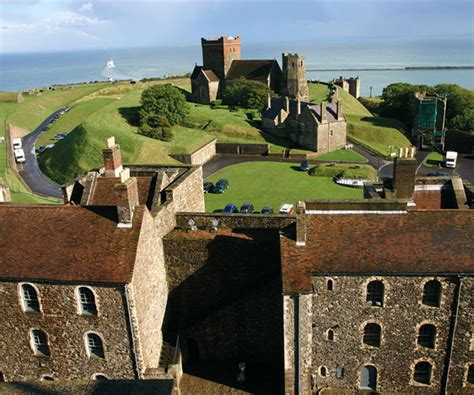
left=140, top=84, right=189, bottom=125
left=222, top=79, right=271, bottom=110
left=138, top=114, right=173, bottom=141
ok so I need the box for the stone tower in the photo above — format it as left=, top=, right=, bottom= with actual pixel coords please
left=281, top=53, right=309, bottom=100
left=201, top=36, right=241, bottom=80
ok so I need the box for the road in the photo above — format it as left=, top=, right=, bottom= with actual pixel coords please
left=18, top=109, right=64, bottom=198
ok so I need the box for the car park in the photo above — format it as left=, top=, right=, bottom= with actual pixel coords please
left=216, top=179, right=229, bottom=190
left=203, top=182, right=214, bottom=193
left=240, top=203, right=254, bottom=213
left=279, top=203, right=294, bottom=215
left=300, top=160, right=309, bottom=171
left=261, top=207, right=274, bottom=214
left=222, top=203, right=238, bottom=214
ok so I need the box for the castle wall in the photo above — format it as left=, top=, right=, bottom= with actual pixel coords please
left=297, top=275, right=470, bottom=393
left=0, top=281, right=136, bottom=381
left=315, top=120, right=347, bottom=154
left=170, top=139, right=216, bottom=166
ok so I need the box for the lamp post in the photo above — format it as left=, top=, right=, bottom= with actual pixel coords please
left=369, top=86, right=373, bottom=98
left=388, top=145, right=393, bottom=157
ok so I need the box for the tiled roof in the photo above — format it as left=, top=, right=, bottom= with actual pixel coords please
left=226, top=60, right=278, bottom=81
left=202, top=69, right=220, bottom=82
left=0, top=205, right=144, bottom=283
left=307, top=102, right=338, bottom=123
left=281, top=210, right=474, bottom=293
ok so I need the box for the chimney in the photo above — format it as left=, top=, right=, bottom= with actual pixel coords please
left=285, top=96, right=290, bottom=113
left=393, top=147, right=417, bottom=200
left=336, top=100, right=343, bottom=121
left=297, top=98, right=301, bottom=115
left=114, top=168, right=139, bottom=227
left=102, top=136, right=123, bottom=177
left=296, top=201, right=306, bottom=246
left=267, top=94, right=271, bottom=109
left=320, top=102, right=327, bottom=123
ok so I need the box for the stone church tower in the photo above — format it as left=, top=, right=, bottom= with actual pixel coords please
left=281, top=53, right=309, bottom=100
left=201, top=36, right=241, bottom=80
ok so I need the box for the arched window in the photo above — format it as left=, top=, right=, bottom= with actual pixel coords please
left=414, top=361, right=432, bottom=385
left=93, top=374, right=108, bottom=380
left=327, top=329, right=334, bottom=341
left=20, top=284, right=40, bottom=312
left=86, top=333, right=105, bottom=358
left=78, top=287, right=97, bottom=315
left=326, top=279, right=334, bottom=291
left=30, top=330, right=50, bottom=356
left=467, top=364, right=474, bottom=385
left=366, top=281, right=384, bottom=307
left=319, top=366, right=327, bottom=377
left=417, top=324, right=436, bottom=349
left=422, top=280, right=441, bottom=307
left=360, top=365, right=377, bottom=390
left=40, top=375, right=54, bottom=381
left=363, top=323, right=381, bottom=347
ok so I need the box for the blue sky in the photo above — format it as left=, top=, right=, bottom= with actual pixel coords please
left=1, top=0, right=473, bottom=53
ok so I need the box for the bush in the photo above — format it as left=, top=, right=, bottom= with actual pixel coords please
left=138, top=114, right=173, bottom=141
left=223, top=79, right=272, bottom=110
left=140, top=84, right=189, bottom=125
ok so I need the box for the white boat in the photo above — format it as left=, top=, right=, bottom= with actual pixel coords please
left=106, top=59, right=115, bottom=68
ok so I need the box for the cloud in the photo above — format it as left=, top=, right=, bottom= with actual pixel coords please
left=79, top=2, right=94, bottom=13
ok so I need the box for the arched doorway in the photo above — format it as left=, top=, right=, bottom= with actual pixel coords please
left=360, top=365, right=377, bottom=390
left=186, top=338, right=200, bottom=365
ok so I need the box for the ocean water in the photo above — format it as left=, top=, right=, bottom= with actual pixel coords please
left=1, top=37, right=473, bottom=96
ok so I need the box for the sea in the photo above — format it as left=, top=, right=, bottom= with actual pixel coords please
left=1, top=36, right=473, bottom=96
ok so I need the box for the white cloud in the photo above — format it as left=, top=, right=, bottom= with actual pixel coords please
left=79, top=2, right=94, bottom=13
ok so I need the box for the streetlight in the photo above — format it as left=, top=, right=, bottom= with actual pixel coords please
left=388, top=145, right=393, bottom=157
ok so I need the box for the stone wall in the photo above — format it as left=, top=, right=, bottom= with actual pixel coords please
left=170, top=139, right=216, bottom=165
left=306, top=275, right=462, bottom=393
left=215, top=143, right=269, bottom=155
left=316, top=120, right=347, bottom=155
left=0, top=281, right=136, bottom=381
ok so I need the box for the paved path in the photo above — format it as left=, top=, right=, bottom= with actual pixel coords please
left=17, top=109, right=64, bottom=198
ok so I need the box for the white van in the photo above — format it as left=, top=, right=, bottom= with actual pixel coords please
left=14, top=149, right=26, bottom=163
left=445, top=151, right=458, bottom=168
left=12, top=138, right=22, bottom=150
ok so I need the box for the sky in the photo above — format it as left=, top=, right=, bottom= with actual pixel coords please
left=0, top=0, right=473, bottom=53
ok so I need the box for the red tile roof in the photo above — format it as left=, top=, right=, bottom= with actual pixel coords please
left=0, top=205, right=144, bottom=283
left=281, top=210, right=474, bottom=293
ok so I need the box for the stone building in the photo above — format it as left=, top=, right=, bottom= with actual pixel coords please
left=190, top=36, right=308, bottom=103
left=0, top=137, right=204, bottom=383
left=262, top=97, right=347, bottom=153
left=332, top=75, right=361, bottom=98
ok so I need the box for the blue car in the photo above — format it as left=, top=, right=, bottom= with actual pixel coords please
left=212, top=184, right=225, bottom=194
left=222, top=203, right=238, bottom=214
left=240, top=203, right=254, bottom=213
left=300, top=160, right=309, bottom=171
left=261, top=207, right=274, bottom=214
left=216, top=179, right=229, bottom=190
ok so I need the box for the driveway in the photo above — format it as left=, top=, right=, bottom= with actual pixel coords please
left=17, top=109, right=65, bottom=198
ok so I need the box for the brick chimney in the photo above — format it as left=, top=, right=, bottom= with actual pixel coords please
left=320, top=102, right=327, bottom=123
left=267, top=94, right=271, bottom=109
left=296, top=201, right=306, bottom=246
left=393, top=147, right=417, bottom=200
left=336, top=100, right=344, bottom=121
left=297, top=98, right=301, bottom=115
left=114, top=168, right=139, bottom=227
left=103, top=137, right=123, bottom=177
left=285, top=96, right=290, bottom=113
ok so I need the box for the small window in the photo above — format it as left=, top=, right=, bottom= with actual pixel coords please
left=422, top=280, right=441, bottom=307
left=78, top=287, right=97, bottom=315
left=326, top=279, right=334, bottom=291
left=300, top=61, right=303, bottom=66
left=319, top=366, right=327, bottom=377
left=20, top=284, right=40, bottom=312
left=360, top=365, right=377, bottom=390
left=363, top=323, right=381, bottom=347
left=30, top=330, right=50, bottom=356
left=327, top=329, right=334, bottom=341
left=414, top=361, right=432, bottom=385
left=40, top=375, right=54, bottom=381
left=292, top=62, right=295, bottom=67
left=86, top=333, right=105, bottom=358
left=366, top=281, right=384, bottom=307
left=467, top=364, right=474, bottom=385
left=336, top=367, right=345, bottom=379
left=417, top=324, right=436, bottom=349
left=330, top=130, right=334, bottom=137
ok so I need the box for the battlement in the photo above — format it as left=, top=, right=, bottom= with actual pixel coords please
left=282, top=53, right=305, bottom=59
left=201, top=36, right=240, bottom=45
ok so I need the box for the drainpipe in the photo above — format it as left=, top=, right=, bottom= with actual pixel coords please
left=441, top=276, right=463, bottom=394
left=294, top=294, right=301, bottom=395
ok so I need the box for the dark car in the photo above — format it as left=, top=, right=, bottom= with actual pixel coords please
left=240, top=203, right=254, bottom=213
left=212, top=184, right=225, bottom=194
left=427, top=172, right=449, bottom=177
left=36, top=145, right=46, bottom=154
left=300, top=160, right=309, bottom=171
left=261, top=207, right=274, bottom=214
left=216, top=179, right=229, bottom=189
left=203, top=182, right=214, bottom=193
left=222, top=203, right=238, bottom=214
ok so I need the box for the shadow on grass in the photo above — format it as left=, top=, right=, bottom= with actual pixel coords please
left=118, top=106, right=141, bottom=127
left=426, top=159, right=443, bottom=167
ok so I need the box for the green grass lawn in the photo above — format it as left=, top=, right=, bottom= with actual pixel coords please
left=424, top=151, right=445, bottom=168
left=308, top=83, right=330, bottom=103
left=204, top=162, right=364, bottom=212
left=315, top=148, right=367, bottom=162
left=0, top=92, right=19, bottom=103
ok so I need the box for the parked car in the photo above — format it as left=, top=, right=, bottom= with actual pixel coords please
left=52, top=134, right=65, bottom=140
left=12, top=138, right=22, bottom=150
left=216, top=179, right=229, bottom=190
left=45, top=144, right=55, bottom=149
left=14, top=149, right=26, bottom=163
left=300, top=160, right=309, bottom=171
left=240, top=203, right=254, bottom=213
left=212, top=184, right=225, bottom=194
left=279, top=203, right=294, bottom=215
left=36, top=145, right=47, bottom=154
left=261, top=207, right=274, bottom=214
left=222, top=203, right=238, bottom=214
left=203, top=182, right=214, bottom=193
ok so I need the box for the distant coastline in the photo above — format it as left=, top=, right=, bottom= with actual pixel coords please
left=308, top=66, right=474, bottom=72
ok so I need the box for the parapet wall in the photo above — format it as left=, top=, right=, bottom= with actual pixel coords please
left=170, top=139, right=216, bottom=165
left=305, top=199, right=407, bottom=212
left=215, top=143, right=269, bottom=155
